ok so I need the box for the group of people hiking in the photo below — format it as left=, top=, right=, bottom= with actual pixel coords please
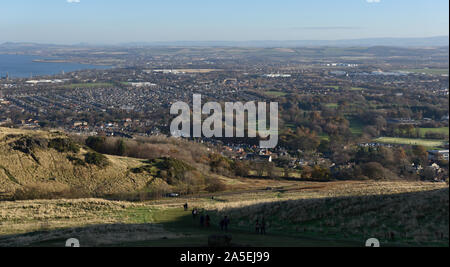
left=185, top=203, right=229, bottom=232
left=190, top=205, right=211, bottom=228
left=184, top=203, right=267, bottom=235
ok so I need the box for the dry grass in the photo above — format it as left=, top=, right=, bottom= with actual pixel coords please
left=207, top=184, right=449, bottom=246
left=0, top=223, right=179, bottom=247
left=0, top=127, right=227, bottom=199
left=0, top=198, right=186, bottom=247
left=199, top=181, right=447, bottom=210
left=0, top=181, right=447, bottom=246
left=0, top=128, right=170, bottom=198
left=0, top=198, right=141, bottom=235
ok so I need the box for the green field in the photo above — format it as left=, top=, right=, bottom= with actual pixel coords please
left=418, top=127, right=449, bottom=137
left=325, top=103, right=339, bottom=109
left=264, top=91, right=288, bottom=97
left=374, top=137, right=447, bottom=147
left=398, top=69, right=449, bottom=75
left=324, top=86, right=340, bottom=90
left=64, top=83, right=114, bottom=89
left=350, top=87, right=365, bottom=91
left=349, top=120, right=365, bottom=135
left=318, top=134, right=330, bottom=141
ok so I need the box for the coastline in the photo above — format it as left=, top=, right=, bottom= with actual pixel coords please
left=32, top=59, right=113, bottom=66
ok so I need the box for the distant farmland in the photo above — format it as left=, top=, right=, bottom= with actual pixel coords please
left=398, top=69, right=449, bottom=75
left=64, top=82, right=114, bottom=89
left=265, top=91, right=288, bottom=97
left=374, top=137, right=447, bottom=148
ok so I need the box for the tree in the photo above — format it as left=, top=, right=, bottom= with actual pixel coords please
left=412, top=145, right=429, bottom=166
left=233, top=161, right=250, bottom=177
left=85, top=136, right=106, bottom=152
left=374, top=116, right=387, bottom=132
left=311, top=165, right=331, bottom=181
left=280, top=127, right=320, bottom=152
left=206, top=179, right=228, bottom=193
left=116, top=139, right=127, bottom=156
left=361, top=162, right=397, bottom=180
left=422, top=166, right=437, bottom=181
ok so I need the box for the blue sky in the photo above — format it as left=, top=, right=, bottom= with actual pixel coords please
left=0, top=0, right=448, bottom=44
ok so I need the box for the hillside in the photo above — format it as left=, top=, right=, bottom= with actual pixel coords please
left=212, top=188, right=449, bottom=246
left=0, top=128, right=208, bottom=199
left=0, top=184, right=447, bottom=247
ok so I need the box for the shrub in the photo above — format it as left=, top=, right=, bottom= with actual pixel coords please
left=66, top=155, right=86, bottom=166
left=205, top=178, right=228, bottom=193
left=12, top=183, right=88, bottom=200
left=209, top=154, right=233, bottom=174
left=361, top=162, right=397, bottom=180
left=11, top=136, right=48, bottom=154
left=49, top=138, right=80, bottom=153
left=130, top=165, right=154, bottom=174
left=84, top=152, right=109, bottom=167
left=85, top=136, right=106, bottom=152
left=151, top=157, right=195, bottom=182
left=233, top=160, right=250, bottom=177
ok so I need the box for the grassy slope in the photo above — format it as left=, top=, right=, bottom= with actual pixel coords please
left=0, top=128, right=158, bottom=197
left=213, top=188, right=449, bottom=247
left=0, top=181, right=447, bottom=247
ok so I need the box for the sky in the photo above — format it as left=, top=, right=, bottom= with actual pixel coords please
left=0, top=0, right=448, bottom=44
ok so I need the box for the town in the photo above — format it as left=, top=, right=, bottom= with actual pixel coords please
left=0, top=45, right=448, bottom=183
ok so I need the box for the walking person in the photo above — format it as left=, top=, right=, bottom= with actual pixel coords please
left=200, top=214, right=205, bottom=227
left=205, top=215, right=211, bottom=228
left=261, top=218, right=266, bottom=235
left=223, top=216, right=230, bottom=232
left=255, top=219, right=260, bottom=234
left=192, top=208, right=198, bottom=220
left=184, top=203, right=188, bottom=211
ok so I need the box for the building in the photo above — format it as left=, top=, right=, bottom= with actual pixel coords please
left=245, top=153, right=272, bottom=162
left=130, top=82, right=157, bottom=88
left=428, top=150, right=449, bottom=161
left=73, top=121, right=88, bottom=127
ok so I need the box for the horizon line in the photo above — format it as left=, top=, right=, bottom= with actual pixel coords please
left=1, top=35, right=449, bottom=47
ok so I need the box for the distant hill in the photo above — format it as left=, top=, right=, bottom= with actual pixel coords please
left=2, top=36, right=448, bottom=48
left=121, top=36, right=449, bottom=48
